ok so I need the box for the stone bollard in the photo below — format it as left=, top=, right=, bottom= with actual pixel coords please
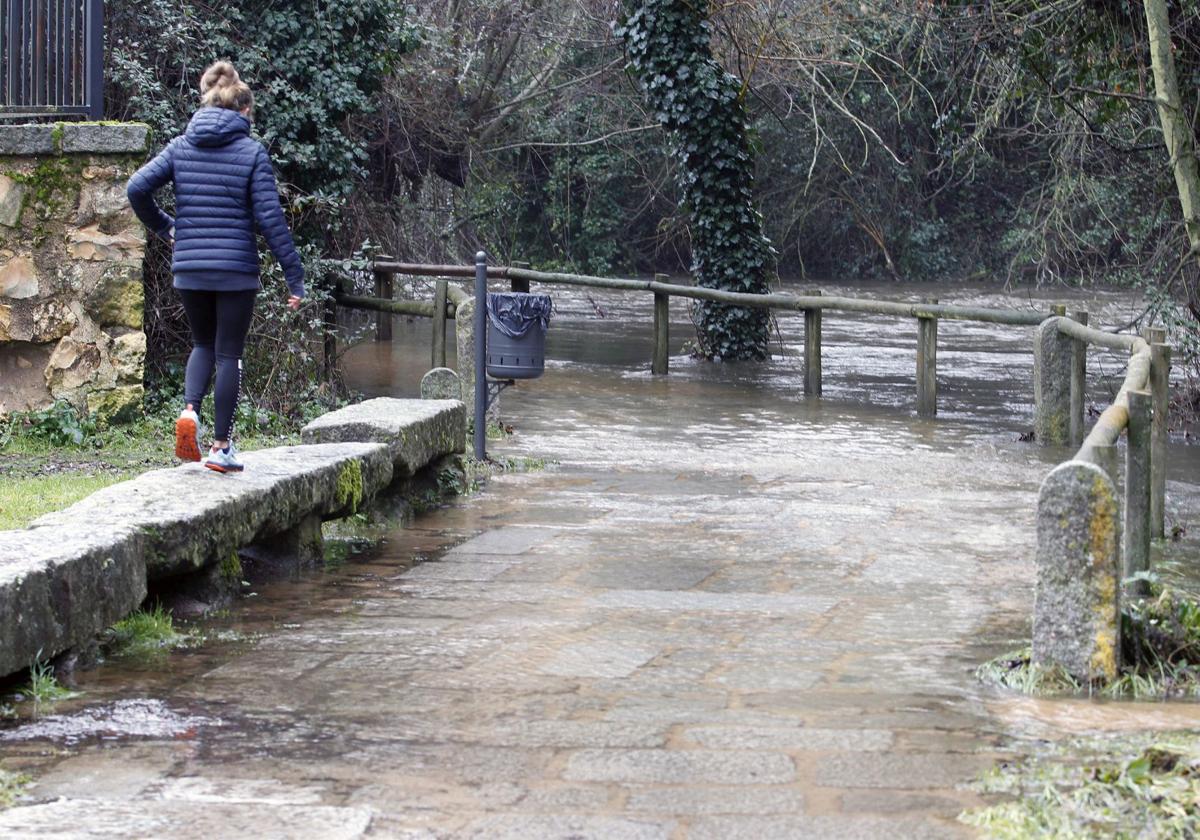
left=421, top=367, right=461, bottom=400
left=1033, top=460, right=1121, bottom=682
left=1033, top=317, right=1073, bottom=445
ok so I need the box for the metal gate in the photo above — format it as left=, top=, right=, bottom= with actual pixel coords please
left=1, top=0, right=103, bottom=119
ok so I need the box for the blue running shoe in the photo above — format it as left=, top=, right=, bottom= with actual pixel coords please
left=204, top=444, right=244, bottom=474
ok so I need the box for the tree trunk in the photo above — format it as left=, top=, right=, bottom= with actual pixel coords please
left=1144, top=0, right=1200, bottom=319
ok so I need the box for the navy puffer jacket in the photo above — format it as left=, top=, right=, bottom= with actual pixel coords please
left=126, top=107, right=305, bottom=298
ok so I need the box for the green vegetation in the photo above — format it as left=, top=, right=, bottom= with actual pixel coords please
left=979, top=588, right=1200, bottom=700
left=105, top=605, right=186, bottom=657
left=616, top=0, right=773, bottom=359
left=16, top=658, right=79, bottom=709
left=0, top=768, right=30, bottom=810
left=0, top=397, right=312, bottom=529
left=0, top=473, right=133, bottom=531
left=335, top=459, right=365, bottom=515
left=962, top=733, right=1200, bottom=838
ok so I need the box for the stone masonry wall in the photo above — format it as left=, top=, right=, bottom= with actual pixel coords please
left=0, top=123, right=150, bottom=423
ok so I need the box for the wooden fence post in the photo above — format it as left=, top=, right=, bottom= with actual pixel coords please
left=916, top=297, right=938, bottom=418
left=1069, top=310, right=1088, bottom=447
left=1034, top=311, right=1073, bottom=445
left=511, top=261, right=531, bottom=293
left=433, top=279, right=448, bottom=369
left=804, top=290, right=822, bottom=397
left=1125, top=390, right=1153, bottom=596
left=652, top=291, right=669, bottom=375
left=1146, top=328, right=1170, bottom=538
left=373, top=268, right=393, bottom=342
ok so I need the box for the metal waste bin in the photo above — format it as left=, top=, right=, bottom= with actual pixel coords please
left=486, top=292, right=551, bottom=379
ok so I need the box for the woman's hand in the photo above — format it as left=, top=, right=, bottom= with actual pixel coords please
left=287, top=295, right=302, bottom=311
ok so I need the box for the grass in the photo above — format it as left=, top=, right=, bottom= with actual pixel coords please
left=961, top=733, right=1200, bottom=838
left=978, top=587, right=1200, bottom=700
left=104, top=605, right=186, bottom=657
left=0, top=472, right=136, bottom=530
left=15, top=658, right=79, bottom=709
left=0, top=398, right=305, bottom=531
left=0, top=768, right=30, bottom=810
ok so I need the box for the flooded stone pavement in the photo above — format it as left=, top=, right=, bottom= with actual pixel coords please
left=1, top=281, right=1199, bottom=838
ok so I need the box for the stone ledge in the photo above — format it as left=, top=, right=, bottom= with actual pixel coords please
left=301, top=398, right=466, bottom=477
left=61, top=123, right=150, bottom=154
left=0, top=400, right=468, bottom=679
left=0, top=122, right=150, bottom=157
left=28, top=443, right=394, bottom=581
left=0, top=526, right=147, bottom=677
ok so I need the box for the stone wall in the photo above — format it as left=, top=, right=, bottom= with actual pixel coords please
left=0, top=123, right=150, bottom=423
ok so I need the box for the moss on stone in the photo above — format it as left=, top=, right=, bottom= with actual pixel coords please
left=335, top=459, right=364, bottom=514
left=86, top=385, right=144, bottom=427
left=219, top=551, right=243, bottom=584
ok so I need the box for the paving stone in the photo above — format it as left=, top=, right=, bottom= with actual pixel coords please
left=446, top=526, right=563, bottom=555
left=562, top=749, right=796, bottom=785
left=575, top=557, right=723, bottom=591
left=539, top=641, right=661, bottom=679
left=839, top=789, right=969, bottom=815
left=711, top=664, right=825, bottom=692
left=468, top=720, right=666, bottom=749
left=682, top=726, right=894, bottom=752
left=817, top=752, right=990, bottom=789
left=688, top=815, right=969, bottom=839
left=625, top=786, right=806, bottom=815
left=588, top=590, right=838, bottom=616
left=0, top=799, right=372, bottom=839
left=459, top=814, right=676, bottom=839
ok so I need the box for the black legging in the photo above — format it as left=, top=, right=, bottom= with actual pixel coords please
left=178, top=289, right=256, bottom=443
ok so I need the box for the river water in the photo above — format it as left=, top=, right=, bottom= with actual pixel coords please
left=0, top=279, right=1197, bottom=838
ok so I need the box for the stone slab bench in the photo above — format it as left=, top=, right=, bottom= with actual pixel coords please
left=301, top=398, right=465, bottom=477
left=0, top=398, right=466, bottom=678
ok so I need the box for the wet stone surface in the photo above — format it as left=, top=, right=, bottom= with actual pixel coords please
left=2, top=280, right=1198, bottom=837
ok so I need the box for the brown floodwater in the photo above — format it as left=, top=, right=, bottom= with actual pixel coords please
left=0, top=279, right=1197, bottom=838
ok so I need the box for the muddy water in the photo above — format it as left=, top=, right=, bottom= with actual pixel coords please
left=1, top=280, right=1198, bottom=838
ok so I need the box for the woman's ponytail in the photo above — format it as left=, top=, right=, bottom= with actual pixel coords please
left=199, top=61, right=254, bottom=113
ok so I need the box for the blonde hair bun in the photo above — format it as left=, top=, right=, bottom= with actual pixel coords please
left=199, top=61, right=254, bottom=112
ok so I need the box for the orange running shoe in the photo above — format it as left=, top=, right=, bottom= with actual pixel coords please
left=175, top=409, right=202, bottom=462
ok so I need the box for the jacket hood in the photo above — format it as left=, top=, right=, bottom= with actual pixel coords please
left=185, top=107, right=251, bottom=147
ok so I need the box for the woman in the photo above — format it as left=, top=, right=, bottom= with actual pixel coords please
left=127, top=61, right=304, bottom=474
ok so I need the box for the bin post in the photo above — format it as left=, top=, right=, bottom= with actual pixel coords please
left=433, top=279, right=448, bottom=368
left=474, top=252, right=488, bottom=461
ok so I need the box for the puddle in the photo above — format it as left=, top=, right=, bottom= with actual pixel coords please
left=0, top=699, right=219, bottom=744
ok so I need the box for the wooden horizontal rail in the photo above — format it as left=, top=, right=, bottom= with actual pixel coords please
left=369, top=262, right=1052, bottom=326
left=337, top=294, right=446, bottom=319
left=1075, top=345, right=1151, bottom=464
left=1054, top=317, right=1146, bottom=353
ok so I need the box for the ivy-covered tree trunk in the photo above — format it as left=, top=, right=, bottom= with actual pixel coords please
left=615, top=0, right=773, bottom=360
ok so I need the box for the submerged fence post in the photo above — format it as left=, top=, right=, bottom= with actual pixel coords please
left=916, top=297, right=938, bottom=418
left=432, top=279, right=448, bottom=369
left=804, top=290, right=822, bottom=397
left=373, top=268, right=393, bottom=342
left=1033, top=459, right=1121, bottom=682
left=1069, top=310, right=1088, bottom=447
left=652, top=288, right=670, bottom=375
left=1125, top=390, right=1153, bottom=597
left=1147, top=328, right=1170, bottom=539
left=1034, top=314, right=1073, bottom=445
